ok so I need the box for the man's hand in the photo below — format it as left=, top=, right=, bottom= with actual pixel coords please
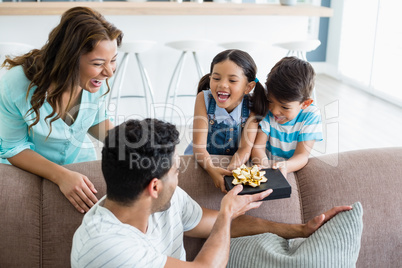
left=302, top=205, right=353, bottom=237
left=221, top=185, right=273, bottom=220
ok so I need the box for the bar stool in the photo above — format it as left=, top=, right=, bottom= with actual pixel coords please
left=0, top=42, right=34, bottom=78
left=273, top=39, right=321, bottom=61
left=219, top=41, right=269, bottom=52
left=108, top=40, right=156, bottom=122
left=163, top=39, right=214, bottom=122
left=274, top=39, right=321, bottom=103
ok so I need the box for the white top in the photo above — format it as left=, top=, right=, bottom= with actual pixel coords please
left=71, top=187, right=203, bottom=268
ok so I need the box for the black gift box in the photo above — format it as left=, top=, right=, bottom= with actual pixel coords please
left=224, top=168, right=291, bottom=201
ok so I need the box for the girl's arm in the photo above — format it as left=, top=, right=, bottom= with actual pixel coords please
left=192, top=92, right=232, bottom=193
left=8, top=149, right=98, bottom=213
left=272, top=140, right=316, bottom=176
left=227, top=113, right=259, bottom=170
left=251, top=128, right=270, bottom=168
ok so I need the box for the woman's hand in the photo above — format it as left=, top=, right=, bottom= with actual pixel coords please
left=207, top=166, right=233, bottom=193
left=57, top=170, right=99, bottom=213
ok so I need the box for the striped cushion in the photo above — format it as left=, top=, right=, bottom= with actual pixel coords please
left=228, top=202, right=363, bottom=268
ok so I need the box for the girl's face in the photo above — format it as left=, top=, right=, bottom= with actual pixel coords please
left=78, top=39, right=118, bottom=93
left=209, top=60, right=254, bottom=113
left=268, top=94, right=313, bottom=124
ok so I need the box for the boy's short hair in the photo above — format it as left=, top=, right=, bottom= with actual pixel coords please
left=101, top=119, right=179, bottom=205
left=265, top=56, right=316, bottom=103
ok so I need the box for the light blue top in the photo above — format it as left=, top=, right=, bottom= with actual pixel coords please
left=0, top=66, right=108, bottom=165
left=259, top=104, right=323, bottom=160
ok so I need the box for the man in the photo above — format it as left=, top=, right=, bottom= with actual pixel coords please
left=71, top=118, right=351, bottom=267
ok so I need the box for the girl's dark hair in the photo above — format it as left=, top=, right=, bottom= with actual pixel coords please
left=1, top=7, right=123, bottom=134
left=266, top=56, right=316, bottom=103
left=197, top=49, right=268, bottom=120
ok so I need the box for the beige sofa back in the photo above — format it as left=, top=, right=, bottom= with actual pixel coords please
left=1, top=148, right=401, bottom=267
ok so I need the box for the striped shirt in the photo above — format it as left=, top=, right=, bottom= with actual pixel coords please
left=71, top=187, right=202, bottom=268
left=259, top=104, right=323, bottom=160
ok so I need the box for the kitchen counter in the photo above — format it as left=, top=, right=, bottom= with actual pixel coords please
left=0, top=2, right=333, bottom=17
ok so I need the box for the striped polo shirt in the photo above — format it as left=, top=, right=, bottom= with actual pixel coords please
left=71, top=187, right=202, bottom=268
left=259, top=104, right=323, bottom=160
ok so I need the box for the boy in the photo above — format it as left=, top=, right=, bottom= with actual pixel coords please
left=252, top=57, right=323, bottom=176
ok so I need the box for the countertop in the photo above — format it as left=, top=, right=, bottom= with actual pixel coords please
left=0, top=2, right=333, bottom=17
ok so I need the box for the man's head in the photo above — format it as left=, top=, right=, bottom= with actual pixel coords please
left=101, top=118, right=180, bottom=206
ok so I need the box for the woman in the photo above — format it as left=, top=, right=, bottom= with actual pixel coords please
left=0, top=7, right=123, bottom=213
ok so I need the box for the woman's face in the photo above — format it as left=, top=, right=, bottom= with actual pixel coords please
left=79, top=39, right=118, bottom=93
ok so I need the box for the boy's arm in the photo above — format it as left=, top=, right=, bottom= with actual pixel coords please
left=251, top=128, right=270, bottom=168
left=272, top=140, right=316, bottom=175
left=228, top=113, right=259, bottom=170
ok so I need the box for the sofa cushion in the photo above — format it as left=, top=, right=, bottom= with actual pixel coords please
left=227, top=202, right=363, bottom=268
left=0, top=163, right=41, bottom=267
left=42, top=160, right=106, bottom=268
left=296, top=148, right=402, bottom=267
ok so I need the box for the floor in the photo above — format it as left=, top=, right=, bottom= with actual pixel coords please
left=175, top=74, right=402, bottom=156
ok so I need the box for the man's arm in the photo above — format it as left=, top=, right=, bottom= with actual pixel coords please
left=165, top=186, right=272, bottom=268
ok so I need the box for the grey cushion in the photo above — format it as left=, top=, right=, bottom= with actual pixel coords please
left=228, top=202, right=363, bottom=268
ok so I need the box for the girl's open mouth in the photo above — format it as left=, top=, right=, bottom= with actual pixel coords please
left=217, top=91, right=230, bottom=102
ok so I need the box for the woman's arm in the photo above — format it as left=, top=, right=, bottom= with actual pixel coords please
left=192, top=92, right=232, bottom=193
left=227, top=113, right=259, bottom=170
left=88, top=118, right=114, bottom=142
left=8, top=149, right=98, bottom=213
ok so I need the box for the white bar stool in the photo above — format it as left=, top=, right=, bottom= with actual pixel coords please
left=273, top=39, right=321, bottom=103
left=108, top=40, right=156, bottom=122
left=0, top=42, right=35, bottom=78
left=273, top=39, right=321, bottom=61
left=163, top=39, right=214, bottom=122
left=219, top=41, right=269, bottom=52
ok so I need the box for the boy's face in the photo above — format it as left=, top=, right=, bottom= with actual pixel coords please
left=268, top=95, right=313, bottom=124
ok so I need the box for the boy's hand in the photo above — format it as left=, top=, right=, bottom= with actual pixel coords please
left=272, top=161, right=288, bottom=178
left=207, top=166, right=232, bottom=193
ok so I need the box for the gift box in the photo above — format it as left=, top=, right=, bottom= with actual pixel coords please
left=224, top=168, right=291, bottom=201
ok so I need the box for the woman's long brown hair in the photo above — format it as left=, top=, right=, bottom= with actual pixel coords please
left=1, top=7, right=123, bottom=135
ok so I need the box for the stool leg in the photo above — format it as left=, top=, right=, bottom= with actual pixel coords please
left=135, top=53, right=155, bottom=118
left=114, top=53, right=130, bottom=125
left=192, top=51, right=204, bottom=79
left=164, top=51, right=187, bottom=121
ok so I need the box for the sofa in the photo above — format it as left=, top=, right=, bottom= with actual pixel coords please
left=1, top=147, right=401, bottom=267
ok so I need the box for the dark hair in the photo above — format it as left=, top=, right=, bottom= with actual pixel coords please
left=265, top=56, right=315, bottom=103
left=1, top=6, right=123, bottom=134
left=197, top=49, right=268, bottom=120
left=101, top=119, right=180, bottom=204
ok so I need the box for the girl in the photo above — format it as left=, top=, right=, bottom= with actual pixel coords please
left=185, top=49, right=267, bottom=192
